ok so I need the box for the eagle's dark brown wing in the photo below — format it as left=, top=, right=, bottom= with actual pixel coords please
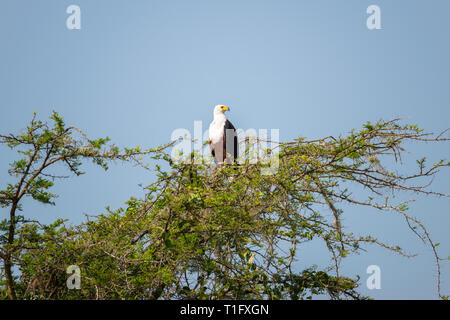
left=223, top=119, right=238, bottom=163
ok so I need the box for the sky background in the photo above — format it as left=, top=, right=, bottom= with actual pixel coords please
left=1, top=0, right=449, bottom=299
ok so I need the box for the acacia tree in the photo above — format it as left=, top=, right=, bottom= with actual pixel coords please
left=0, top=112, right=168, bottom=300
left=1, top=114, right=449, bottom=299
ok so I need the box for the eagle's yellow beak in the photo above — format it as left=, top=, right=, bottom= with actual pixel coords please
left=221, top=105, right=229, bottom=111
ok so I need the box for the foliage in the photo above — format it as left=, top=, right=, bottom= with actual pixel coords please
left=1, top=114, right=449, bottom=300
left=0, top=111, right=171, bottom=299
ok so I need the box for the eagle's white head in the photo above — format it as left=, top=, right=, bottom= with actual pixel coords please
left=213, top=104, right=230, bottom=117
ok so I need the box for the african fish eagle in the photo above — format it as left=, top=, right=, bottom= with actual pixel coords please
left=208, top=105, right=238, bottom=164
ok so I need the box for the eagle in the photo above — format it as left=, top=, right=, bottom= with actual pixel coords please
left=208, top=105, right=238, bottom=164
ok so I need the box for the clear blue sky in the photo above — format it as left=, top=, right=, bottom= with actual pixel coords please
left=1, top=0, right=449, bottom=299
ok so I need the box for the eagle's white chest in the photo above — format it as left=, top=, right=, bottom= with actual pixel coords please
left=209, top=115, right=226, bottom=145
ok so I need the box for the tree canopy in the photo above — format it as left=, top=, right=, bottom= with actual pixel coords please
left=0, top=112, right=449, bottom=300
